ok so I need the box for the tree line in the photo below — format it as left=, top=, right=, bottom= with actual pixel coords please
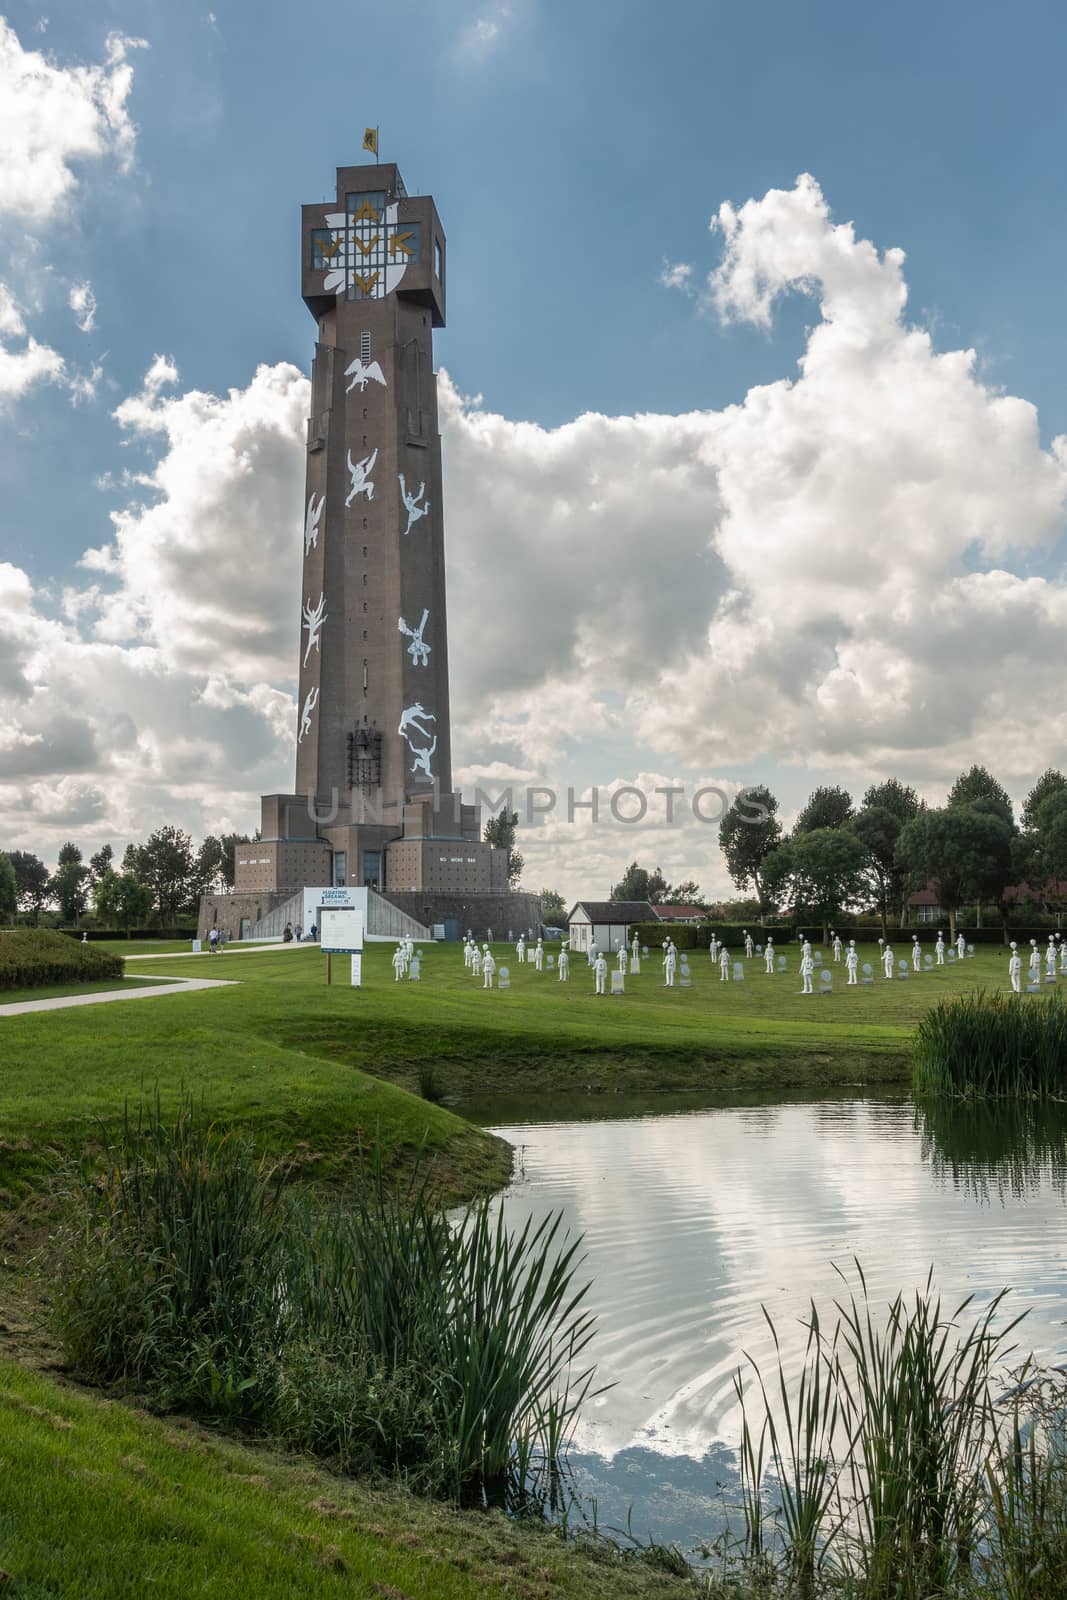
left=0, top=829, right=254, bottom=931
left=603, top=766, right=1067, bottom=942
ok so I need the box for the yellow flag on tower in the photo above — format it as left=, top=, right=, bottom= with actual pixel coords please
left=362, top=127, right=379, bottom=156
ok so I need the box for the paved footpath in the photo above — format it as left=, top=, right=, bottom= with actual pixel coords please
left=123, top=942, right=299, bottom=960
left=0, top=975, right=238, bottom=1017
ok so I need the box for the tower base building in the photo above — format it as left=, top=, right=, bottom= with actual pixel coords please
left=206, top=155, right=538, bottom=941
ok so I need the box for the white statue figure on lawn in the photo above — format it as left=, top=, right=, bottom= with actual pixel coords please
left=588, top=940, right=598, bottom=968
left=709, top=935, right=720, bottom=962
left=594, top=953, right=608, bottom=995
left=534, top=939, right=544, bottom=971
left=463, top=937, right=473, bottom=968
left=800, top=951, right=814, bottom=994
left=1060, top=937, right=1067, bottom=974
left=471, top=946, right=482, bottom=976
left=1047, top=939, right=1057, bottom=978
left=399, top=473, right=430, bottom=536
left=664, top=946, right=677, bottom=987
left=516, top=936, right=526, bottom=964
left=303, top=492, right=325, bottom=556
left=832, top=931, right=843, bottom=962
left=298, top=685, right=319, bottom=744
left=882, top=943, right=894, bottom=979
left=802, top=938, right=812, bottom=960
left=483, top=947, right=496, bottom=988
left=631, top=930, right=640, bottom=962
left=1029, top=939, right=1041, bottom=981
left=764, top=938, right=775, bottom=974
left=744, top=930, right=754, bottom=958
left=302, top=592, right=327, bottom=668
left=912, top=936, right=922, bottom=972
left=617, top=946, right=628, bottom=976
left=1009, top=944, right=1022, bottom=994
left=345, top=446, right=378, bottom=505
left=343, top=354, right=386, bottom=393
left=935, top=931, right=945, bottom=965
left=392, top=943, right=406, bottom=981
left=956, top=931, right=966, bottom=960
left=558, top=945, right=569, bottom=981
left=846, top=941, right=859, bottom=985
left=719, top=946, right=731, bottom=982
left=398, top=609, right=431, bottom=667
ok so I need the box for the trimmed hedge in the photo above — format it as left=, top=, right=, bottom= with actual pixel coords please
left=0, top=929, right=125, bottom=991
left=796, top=925, right=1063, bottom=948
left=59, top=927, right=197, bottom=942
left=629, top=921, right=794, bottom=950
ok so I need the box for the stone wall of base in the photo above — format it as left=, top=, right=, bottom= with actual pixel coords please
left=375, top=889, right=543, bottom=941
left=198, top=890, right=296, bottom=941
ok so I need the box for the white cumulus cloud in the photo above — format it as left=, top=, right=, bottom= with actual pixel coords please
left=68, top=279, right=96, bottom=331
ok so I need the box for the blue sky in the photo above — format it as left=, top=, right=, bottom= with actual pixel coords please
left=2, top=1, right=1067, bottom=893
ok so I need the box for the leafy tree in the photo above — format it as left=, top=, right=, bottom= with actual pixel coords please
left=0, top=852, right=16, bottom=923
left=794, top=786, right=854, bottom=834
left=718, top=785, right=782, bottom=913
left=660, top=879, right=704, bottom=906
left=896, top=805, right=1015, bottom=943
left=761, top=828, right=867, bottom=941
left=8, top=851, right=50, bottom=923
left=124, top=826, right=197, bottom=924
left=195, top=832, right=252, bottom=894
left=850, top=806, right=907, bottom=937
left=947, top=766, right=1014, bottom=827
left=861, top=778, right=922, bottom=824
left=1020, top=789, right=1067, bottom=917
left=539, top=888, right=567, bottom=924
left=1022, top=769, right=1067, bottom=832
left=88, top=843, right=114, bottom=884
left=94, top=869, right=153, bottom=936
left=483, top=809, right=524, bottom=888
left=52, top=842, right=90, bottom=926
left=610, top=863, right=668, bottom=903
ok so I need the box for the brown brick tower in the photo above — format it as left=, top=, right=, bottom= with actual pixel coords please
left=229, top=157, right=524, bottom=929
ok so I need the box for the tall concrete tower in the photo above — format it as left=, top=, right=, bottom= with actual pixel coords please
left=230, top=156, right=527, bottom=932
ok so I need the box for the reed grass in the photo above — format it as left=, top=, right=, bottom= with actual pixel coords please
left=723, top=1264, right=1067, bottom=1600
left=913, top=990, right=1067, bottom=1097
left=48, top=1097, right=597, bottom=1505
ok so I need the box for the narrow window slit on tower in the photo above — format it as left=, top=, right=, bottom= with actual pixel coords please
left=360, top=331, right=371, bottom=363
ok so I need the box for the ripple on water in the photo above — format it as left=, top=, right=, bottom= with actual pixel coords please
left=483, top=1095, right=1067, bottom=1549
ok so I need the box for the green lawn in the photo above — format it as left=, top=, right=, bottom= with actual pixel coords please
left=0, top=1359, right=690, bottom=1600
left=0, top=935, right=1033, bottom=1200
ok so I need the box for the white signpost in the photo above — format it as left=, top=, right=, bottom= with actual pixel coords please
left=320, top=908, right=365, bottom=987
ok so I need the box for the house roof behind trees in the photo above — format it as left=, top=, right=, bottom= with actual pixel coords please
left=568, top=901, right=655, bottom=922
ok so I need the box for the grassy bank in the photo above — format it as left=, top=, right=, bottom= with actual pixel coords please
left=0, top=1358, right=693, bottom=1600
left=0, top=940, right=1030, bottom=1200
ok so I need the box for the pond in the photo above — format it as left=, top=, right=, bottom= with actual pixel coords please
left=461, top=1089, right=1067, bottom=1555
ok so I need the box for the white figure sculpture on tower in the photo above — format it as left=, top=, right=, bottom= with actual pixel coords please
left=399, top=473, right=430, bottom=536
left=832, top=931, right=843, bottom=962
left=764, top=939, right=775, bottom=974
left=912, top=936, right=922, bottom=972
left=846, top=941, right=859, bottom=985
left=302, top=593, right=327, bottom=668
left=345, top=447, right=378, bottom=505
left=304, top=492, right=325, bottom=556
left=935, top=931, right=945, bottom=965
left=800, top=951, right=814, bottom=994
left=398, top=702, right=437, bottom=783
left=343, top=355, right=386, bottom=393
left=882, top=943, right=894, bottom=979
left=558, top=945, right=569, bottom=981
left=298, top=685, right=319, bottom=743
left=719, top=945, right=731, bottom=982
left=483, top=947, right=496, bottom=988
left=516, top=936, right=526, bottom=964
left=1009, top=943, right=1022, bottom=994
left=594, top=953, right=608, bottom=995
left=398, top=610, right=431, bottom=667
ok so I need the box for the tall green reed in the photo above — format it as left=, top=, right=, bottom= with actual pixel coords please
left=914, top=990, right=1067, bottom=1098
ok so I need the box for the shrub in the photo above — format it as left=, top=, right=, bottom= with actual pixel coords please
left=913, top=991, right=1067, bottom=1097
left=0, top=928, right=124, bottom=991
left=50, top=1098, right=598, bottom=1506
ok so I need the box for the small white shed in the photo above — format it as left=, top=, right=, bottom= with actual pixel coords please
left=567, top=901, right=655, bottom=955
